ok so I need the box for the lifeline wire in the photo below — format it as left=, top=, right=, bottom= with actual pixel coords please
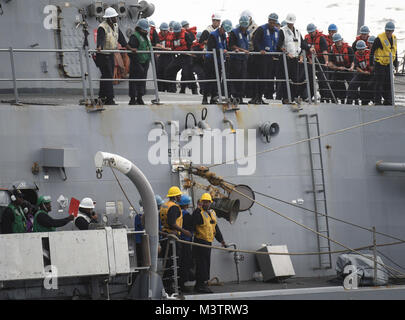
left=208, top=110, right=405, bottom=169
left=229, top=186, right=405, bottom=278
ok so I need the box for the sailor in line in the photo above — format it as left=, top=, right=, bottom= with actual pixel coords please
left=74, top=197, right=99, bottom=230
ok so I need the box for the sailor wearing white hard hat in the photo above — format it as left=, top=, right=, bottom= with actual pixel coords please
left=96, top=7, right=137, bottom=105
left=74, top=197, right=98, bottom=230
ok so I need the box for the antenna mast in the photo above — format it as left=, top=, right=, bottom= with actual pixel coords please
left=357, top=0, right=366, bottom=34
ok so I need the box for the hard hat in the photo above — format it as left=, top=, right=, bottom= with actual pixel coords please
left=328, top=24, right=338, bottom=32
left=103, top=7, right=119, bottom=19
left=37, top=195, right=51, bottom=206
left=385, top=21, right=395, bottom=31
left=212, top=13, right=221, bottom=20
left=196, top=32, right=202, bottom=41
left=285, top=13, right=296, bottom=24
left=368, top=35, right=376, bottom=43
left=155, top=195, right=164, bottom=206
left=356, top=40, right=367, bottom=50
left=169, top=21, right=176, bottom=29
left=239, top=15, right=250, bottom=28
left=307, top=23, right=317, bottom=33
left=200, top=193, right=213, bottom=203
left=332, top=33, right=343, bottom=42
left=166, top=186, right=182, bottom=198
left=181, top=20, right=189, bottom=27
left=137, top=18, right=150, bottom=32
left=268, top=13, right=278, bottom=22
left=149, top=20, right=155, bottom=27
left=281, top=20, right=287, bottom=27
left=179, top=194, right=192, bottom=206
left=221, top=19, right=233, bottom=33
left=160, top=22, right=169, bottom=31
left=360, top=25, right=370, bottom=34
left=240, top=10, right=252, bottom=18
left=173, top=22, right=182, bottom=33
left=79, top=197, right=95, bottom=209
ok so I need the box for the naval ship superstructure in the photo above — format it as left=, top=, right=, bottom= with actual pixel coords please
left=1, top=0, right=405, bottom=300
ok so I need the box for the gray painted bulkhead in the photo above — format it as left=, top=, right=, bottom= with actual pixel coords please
left=1, top=102, right=404, bottom=283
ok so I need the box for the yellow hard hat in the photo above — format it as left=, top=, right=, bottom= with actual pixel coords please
left=166, top=186, right=182, bottom=198
left=200, top=193, right=213, bottom=203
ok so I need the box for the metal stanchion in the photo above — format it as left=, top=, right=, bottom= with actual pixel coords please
left=9, top=47, right=20, bottom=104
left=303, top=51, right=312, bottom=104
left=282, top=52, right=292, bottom=103
left=84, top=47, right=96, bottom=104
left=149, top=47, right=161, bottom=104
left=389, top=52, right=395, bottom=106
left=219, top=49, right=229, bottom=102
left=312, top=53, right=318, bottom=104
left=78, top=47, right=88, bottom=104
left=212, top=50, right=223, bottom=104
left=373, top=226, right=377, bottom=286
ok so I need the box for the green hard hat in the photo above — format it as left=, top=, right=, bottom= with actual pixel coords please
left=37, top=195, right=51, bottom=206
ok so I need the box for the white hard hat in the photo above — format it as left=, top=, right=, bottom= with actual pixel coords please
left=79, top=197, right=95, bottom=209
left=285, top=13, right=296, bottom=24
left=211, top=13, right=221, bottom=20
left=103, top=7, right=119, bottom=19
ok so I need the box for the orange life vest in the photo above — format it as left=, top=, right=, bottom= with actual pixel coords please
left=172, top=29, right=188, bottom=51
left=355, top=49, right=371, bottom=72
left=158, top=31, right=174, bottom=49
left=305, top=31, right=325, bottom=59
left=331, top=42, right=351, bottom=67
left=355, top=35, right=369, bottom=48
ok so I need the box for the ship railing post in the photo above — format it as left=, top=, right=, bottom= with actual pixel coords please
left=282, top=52, right=292, bottom=103
left=219, top=49, right=229, bottom=103
left=84, top=47, right=96, bottom=105
left=212, top=50, right=223, bottom=104
left=312, top=53, right=318, bottom=104
left=78, top=47, right=88, bottom=104
left=372, top=226, right=378, bottom=286
left=389, top=52, right=395, bottom=106
left=303, top=50, right=312, bottom=104
left=9, top=47, right=20, bottom=104
left=149, top=46, right=161, bottom=104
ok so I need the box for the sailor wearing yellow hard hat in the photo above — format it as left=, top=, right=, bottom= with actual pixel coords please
left=159, top=186, right=192, bottom=295
left=192, top=193, right=226, bottom=294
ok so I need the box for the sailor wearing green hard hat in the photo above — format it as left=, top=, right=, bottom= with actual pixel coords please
left=33, top=196, right=73, bottom=233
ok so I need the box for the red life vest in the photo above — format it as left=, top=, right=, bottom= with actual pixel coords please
left=324, top=34, right=334, bottom=51
left=149, top=26, right=156, bottom=41
left=331, top=42, right=351, bottom=67
left=305, top=31, right=325, bottom=59
left=187, top=26, right=197, bottom=36
left=172, top=29, right=188, bottom=51
left=158, top=31, right=173, bottom=49
left=355, top=49, right=371, bottom=72
left=191, top=40, right=205, bottom=51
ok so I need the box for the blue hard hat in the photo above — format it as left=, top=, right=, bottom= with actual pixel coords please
left=155, top=195, right=164, bottom=207
left=179, top=194, right=191, bottom=206
left=181, top=20, right=189, bottom=27
left=239, top=15, right=250, bottom=28
left=160, top=22, right=169, bottom=31
left=137, top=18, right=150, bottom=32
left=368, top=35, right=376, bottom=43
left=169, top=21, right=176, bottom=28
left=356, top=40, right=367, bottom=50
left=173, top=22, right=182, bottom=33
left=149, top=20, right=155, bottom=27
left=385, top=21, right=395, bottom=31
left=332, top=33, right=342, bottom=42
left=307, top=23, right=317, bottom=33
left=328, top=24, right=338, bottom=32
left=360, top=25, right=370, bottom=34
left=268, top=13, right=279, bottom=22
left=221, top=19, right=233, bottom=33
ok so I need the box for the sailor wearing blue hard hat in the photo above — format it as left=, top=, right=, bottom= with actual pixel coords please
left=326, top=24, right=338, bottom=50
left=369, top=21, right=398, bottom=105
left=228, top=15, right=251, bottom=105
left=352, top=25, right=370, bottom=53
